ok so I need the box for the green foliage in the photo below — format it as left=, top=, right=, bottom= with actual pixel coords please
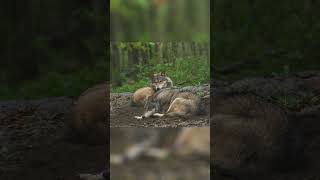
left=214, top=0, right=320, bottom=81
left=0, top=60, right=107, bottom=100
left=111, top=0, right=210, bottom=41
left=112, top=57, right=209, bottom=93
left=215, top=57, right=320, bottom=81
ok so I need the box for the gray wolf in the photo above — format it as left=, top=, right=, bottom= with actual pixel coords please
left=211, top=93, right=302, bottom=180
left=67, top=82, right=108, bottom=144
left=134, top=88, right=201, bottom=119
left=131, top=72, right=173, bottom=106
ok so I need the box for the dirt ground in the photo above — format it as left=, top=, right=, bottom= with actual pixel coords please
left=110, top=104, right=209, bottom=128
left=110, top=85, right=210, bottom=128
left=215, top=133, right=320, bottom=180
left=110, top=128, right=210, bottom=180
left=0, top=97, right=107, bottom=180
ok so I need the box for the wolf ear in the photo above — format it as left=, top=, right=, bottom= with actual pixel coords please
left=148, top=72, right=155, bottom=79
left=160, top=72, right=166, bottom=76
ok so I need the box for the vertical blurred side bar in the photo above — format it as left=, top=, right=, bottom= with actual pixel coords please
left=104, top=0, right=110, bottom=178
left=210, top=0, right=214, bottom=179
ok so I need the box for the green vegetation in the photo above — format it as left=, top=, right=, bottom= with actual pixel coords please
left=111, top=0, right=209, bottom=41
left=112, top=58, right=210, bottom=93
left=214, top=58, right=320, bottom=82
left=0, top=60, right=107, bottom=100
left=213, top=0, right=320, bottom=81
left=1, top=1, right=107, bottom=100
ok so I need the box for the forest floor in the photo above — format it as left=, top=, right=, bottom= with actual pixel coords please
left=110, top=85, right=210, bottom=128
left=0, top=97, right=106, bottom=180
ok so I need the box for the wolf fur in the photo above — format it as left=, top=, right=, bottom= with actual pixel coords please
left=173, top=127, right=210, bottom=157
left=151, top=72, right=173, bottom=91
left=67, top=82, right=108, bottom=144
left=211, top=93, right=302, bottom=179
left=131, top=87, right=155, bottom=106
left=134, top=88, right=201, bottom=119
left=131, top=72, right=173, bottom=106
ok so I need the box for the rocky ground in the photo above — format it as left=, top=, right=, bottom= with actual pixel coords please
left=0, top=97, right=106, bottom=180
left=110, top=85, right=210, bottom=127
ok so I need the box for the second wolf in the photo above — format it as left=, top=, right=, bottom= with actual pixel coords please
left=134, top=88, right=201, bottom=119
left=132, top=72, right=173, bottom=106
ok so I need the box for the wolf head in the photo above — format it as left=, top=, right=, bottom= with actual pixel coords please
left=150, top=72, right=173, bottom=91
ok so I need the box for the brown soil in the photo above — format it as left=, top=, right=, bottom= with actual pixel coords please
left=110, top=104, right=209, bottom=127
left=0, top=97, right=107, bottom=180
left=110, top=88, right=210, bottom=128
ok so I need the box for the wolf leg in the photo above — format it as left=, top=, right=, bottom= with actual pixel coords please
left=123, top=139, right=155, bottom=161
left=134, top=116, right=143, bottom=119
left=153, top=113, right=165, bottom=117
left=134, top=109, right=156, bottom=119
left=145, top=147, right=170, bottom=159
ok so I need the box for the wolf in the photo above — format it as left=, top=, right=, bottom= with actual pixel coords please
left=110, top=127, right=209, bottom=165
left=172, top=127, right=210, bottom=157
left=134, top=88, right=201, bottom=119
left=131, top=72, right=173, bottom=106
left=211, top=93, right=303, bottom=180
left=67, top=82, right=108, bottom=145
left=150, top=72, right=174, bottom=91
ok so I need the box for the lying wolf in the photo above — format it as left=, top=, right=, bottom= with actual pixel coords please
left=134, top=88, right=201, bottom=119
left=67, top=82, right=108, bottom=144
left=211, top=93, right=302, bottom=180
left=132, top=72, right=173, bottom=106
left=110, top=127, right=210, bottom=164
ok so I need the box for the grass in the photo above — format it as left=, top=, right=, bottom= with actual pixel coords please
left=111, top=57, right=210, bottom=93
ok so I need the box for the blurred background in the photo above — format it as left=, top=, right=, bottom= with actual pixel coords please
left=110, top=0, right=210, bottom=42
left=110, top=128, right=210, bottom=180
left=213, top=0, right=320, bottom=81
left=1, top=1, right=107, bottom=100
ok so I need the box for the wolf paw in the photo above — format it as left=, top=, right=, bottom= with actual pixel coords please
left=153, top=113, right=164, bottom=117
left=134, top=116, right=143, bottom=119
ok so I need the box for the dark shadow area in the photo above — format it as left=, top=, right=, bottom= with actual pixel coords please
left=212, top=1, right=320, bottom=179
left=1, top=1, right=109, bottom=179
